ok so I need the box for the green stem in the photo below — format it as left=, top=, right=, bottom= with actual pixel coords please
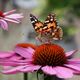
left=44, top=74, right=64, bottom=80
left=44, top=75, right=52, bottom=80
left=24, top=73, right=28, bottom=80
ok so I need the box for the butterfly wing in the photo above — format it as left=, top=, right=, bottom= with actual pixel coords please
left=43, top=13, right=63, bottom=40
left=43, top=14, right=57, bottom=32
left=30, top=14, right=43, bottom=33
left=52, top=27, right=63, bottom=40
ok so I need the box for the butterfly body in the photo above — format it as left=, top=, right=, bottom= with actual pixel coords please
left=30, top=13, right=63, bottom=42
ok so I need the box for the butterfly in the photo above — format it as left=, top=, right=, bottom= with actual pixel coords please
left=30, top=13, right=63, bottom=42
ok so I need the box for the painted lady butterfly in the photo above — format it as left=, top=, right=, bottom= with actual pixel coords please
left=30, top=13, right=63, bottom=42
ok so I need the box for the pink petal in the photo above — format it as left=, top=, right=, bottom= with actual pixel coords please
left=0, top=61, right=17, bottom=66
left=25, top=47, right=34, bottom=55
left=3, top=66, right=11, bottom=70
left=2, top=66, right=26, bottom=74
left=20, top=64, right=41, bottom=72
left=42, top=66, right=56, bottom=75
left=73, top=71, right=80, bottom=75
left=67, top=59, right=80, bottom=73
left=0, top=60, right=27, bottom=66
left=0, top=51, right=15, bottom=58
left=6, top=14, right=23, bottom=19
left=54, top=66, right=73, bottom=78
left=68, top=59, right=80, bottom=63
left=4, top=18, right=20, bottom=23
left=14, top=47, right=34, bottom=59
left=64, top=64, right=80, bottom=71
left=0, top=20, right=8, bottom=30
left=3, top=9, right=16, bottom=15
left=9, top=54, right=22, bottom=60
left=12, top=59, right=32, bottom=63
left=65, top=50, right=77, bottom=57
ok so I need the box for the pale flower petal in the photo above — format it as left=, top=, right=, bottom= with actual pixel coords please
left=65, top=50, right=77, bottom=57
left=1, top=66, right=26, bottom=74
left=4, top=18, right=20, bottom=23
left=73, top=71, right=80, bottom=75
left=3, top=66, right=11, bottom=70
left=68, top=59, right=80, bottom=64
left=3, top=9, right=16, bottom=15
left=20, top=65, right=41, bottom=72
left=6, top=14, right=23, bottom=19
left=0, top=60, right=28, bottom=66
left=54, top=66, right=73, bottom=78
left=64, top=64, right=80, bottom=71
left=12, top=59, right=32, bottom=63
left=0, top=20, right=8, bottom=30
left=0, top=51, right=14, bottom=58
left=42, top=66, right=56, bottom=75
left=14, top=47, right=34, bottom=59
left=9, top=54, right=22, bottom=60
left=26, top=47, right=35, bottom=55
left=0, top=10, right=23, bottom=30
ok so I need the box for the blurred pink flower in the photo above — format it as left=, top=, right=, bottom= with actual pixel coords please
left=0, top=10, right=23, bottom=30
left=0, top=43, right=80, bottom=79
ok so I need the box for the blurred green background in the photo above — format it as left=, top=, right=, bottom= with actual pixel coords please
left=34, top=0, right=80, bottom=42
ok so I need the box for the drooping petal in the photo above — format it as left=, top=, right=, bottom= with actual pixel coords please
left=64, top=64, right=80, bottom=71
left=65, top=59, right=80, bottom=75
left=0, top=20, right=8, bottom=30
left=65, top=50, right=77, bottom=57
left=8, top=54, right=22, bottom=60
left=42, top=66, right=56, bottom=75
left=73, top=71, right=80, bottom=75
left=26, top=47, right=34, bottom=55
left=2, top=10, right=23, bottom=26
left=54, top=66, right=73, bottom=78
left=6, top=13, right=23, bottom=19
left=3, top=9, right=16, bottom=15
left=20, top=64, right=41, bottom=72
left=1, top=66, right=26, bottom=74
left=14, top=47, right=34, bottom=59
left=68, top=59, right=80, bottom=64
left=0, top=60, right=28, bottom=66
left=4, top=18, right=20, bottom=23
left=0, top=51, right=15, bottom=58
left=3, top=66, right=11, bottom=70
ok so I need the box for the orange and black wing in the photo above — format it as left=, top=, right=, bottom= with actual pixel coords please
left=43, top=13, right=57, bottom=32
left=30, top=14, right=43, bottom=33
left=43, top=13, right=63, bottom=40
left=52, top=27, right=63, bottom=40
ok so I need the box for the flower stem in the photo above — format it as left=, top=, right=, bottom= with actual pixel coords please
left=24, top=73, right=28, bottom=80
left=44, top=75, right=52, bottom=80
left=44, top=74, right=64, bottom=80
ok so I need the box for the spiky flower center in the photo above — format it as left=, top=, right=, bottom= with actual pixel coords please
left=32, top=44, right=67, bottom=66
left=0, top=11, right=4, bottom=18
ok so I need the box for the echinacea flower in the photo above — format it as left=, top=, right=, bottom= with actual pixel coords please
left=0, top=9, right=23, bottom=30
left=0, top=43, right=36, bottom=67
left=0, top=43, right=80, bottom=79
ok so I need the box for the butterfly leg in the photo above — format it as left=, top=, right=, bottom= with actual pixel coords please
left=35, top=33, right=43, bottom=42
